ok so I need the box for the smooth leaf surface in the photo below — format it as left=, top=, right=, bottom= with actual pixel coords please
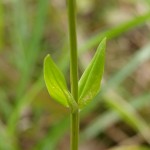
left=79, top=38, right=106, bottom=109
left=44, top=54, right=77, bottom=111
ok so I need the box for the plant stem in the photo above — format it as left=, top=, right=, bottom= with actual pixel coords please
left=67, top=0, right=79, bottom=150
left=71, top=111, right=79, bottom=150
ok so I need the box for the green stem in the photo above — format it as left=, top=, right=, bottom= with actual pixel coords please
left=71, top=112, right=79, bottom=150
left=67, top=0, right=79, bottom=150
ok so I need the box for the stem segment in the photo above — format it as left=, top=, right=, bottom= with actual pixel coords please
left=71, top=112, right=79, bottom=150
left=67, top=0, right=79, bottom=150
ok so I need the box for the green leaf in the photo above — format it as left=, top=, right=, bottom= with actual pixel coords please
left=44, top=54, right=77, bottom=111
left=79, top=38, right=106, bottom=109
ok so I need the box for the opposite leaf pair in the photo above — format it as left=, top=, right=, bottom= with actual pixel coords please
left=44, top=38, right=106, bottom=112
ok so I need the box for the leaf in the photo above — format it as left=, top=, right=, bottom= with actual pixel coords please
left=44, top=54, right=77, bottom=111
left=79, top=38, right=106, bottom=109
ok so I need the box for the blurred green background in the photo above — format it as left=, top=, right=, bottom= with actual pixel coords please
left=0, top=0, right=150, bottom=150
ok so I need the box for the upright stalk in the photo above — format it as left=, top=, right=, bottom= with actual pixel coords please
left=67, top=0, right=79, bottom=150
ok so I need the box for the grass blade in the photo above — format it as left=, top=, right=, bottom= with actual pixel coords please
left=0, top=1, right=4, bottom=50
left=80, top=12, right=150, bottom=53
left=82, top=92, right=150, bottom=141
left=105, top=91, right=150, bottom=144
left=34, top=118, right=69, bottom=150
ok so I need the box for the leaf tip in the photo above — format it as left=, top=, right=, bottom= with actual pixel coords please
left=43, top=54, right=51, bottom=81
left=44, top=54, right=51, bottom=62
left=101, top=37, right=107, bottom=45
left=44, top=54, right=52, bottom=70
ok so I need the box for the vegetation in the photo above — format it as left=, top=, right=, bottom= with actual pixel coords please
left=0, top=0, right=150, bottom=150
